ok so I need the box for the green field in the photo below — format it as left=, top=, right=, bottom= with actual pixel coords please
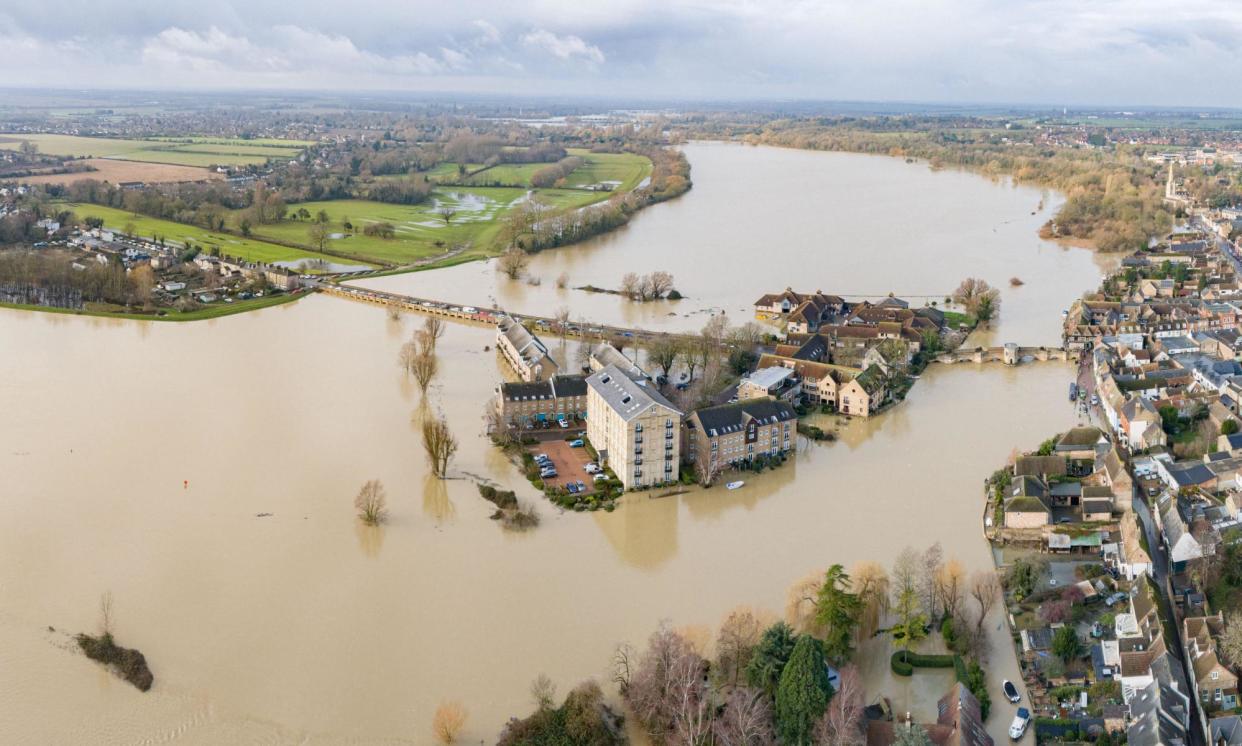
left=61, top=203, right=355, bottom=266
left=0, top=133, right=309, bottom=166
left=563, top=150, right=652, bottom=191
left=422, top=151, right=652, bottom=191
left=243, top=186, right=615, bottom=265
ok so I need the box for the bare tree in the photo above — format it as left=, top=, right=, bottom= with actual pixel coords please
left=969, top=570, right=1002, bottom=633
left=387, top=306, right=403, bottom=321
left=432, top=701, right=467, bottom=745
left=398, top=340, right=419, bottom=375
left=308, top=221, right=330, bottom=252
left=1221, top=612, right=1242, bottom=667
left=556, top=272, right=569, bottom=289
left=716, top=606, right=763, bottom=689
left=440, top=208, right=456, bottom=226
left=851, top=561, right=890, bottom=641
left=99, top=591, right=114, bottom=639
left=786, top=571, right=827, bottom=638
left=814, top=663, right=865, bottom=746
left=411, top=347, right=438, bottom=393
left=625, top=624, right=710, bottom=742
left=497, top=246, right=530, bottom=280
left=612, top=642, right=636, bottom=695
left=620, top=272, right=642, bottom=299
left=695, top=454, right=724, bottom=487
left=530, top=673, right=557, bottom=711
left=422, top=416, right=458, bottom=478
left=647, top=335, right=682, bottom=380
left=936, top=558, right=966, bottom=624
left=649, top=271, right=675, bottom=299
left=553, top=306, right=572, bottom=338
left=354, top=479, right=388, bottom=525
left=422, top=317, right=444, bottom=352
left=714, top=687, right=775, bottom=746
left=639, top=274, right=657, bottom=301
left=919, top=542, right=944, bottom=621
left=952, top=277, right=1000, bottom=321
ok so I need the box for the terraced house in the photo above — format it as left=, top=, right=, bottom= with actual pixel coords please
left=585, top=364, right=682, bottom=490
left=495, top=375, right=588, bottom=430
left=496, top=313, right=558, bottom=382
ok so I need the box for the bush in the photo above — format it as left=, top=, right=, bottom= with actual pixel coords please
left=76, top=633, right=153, bottom=691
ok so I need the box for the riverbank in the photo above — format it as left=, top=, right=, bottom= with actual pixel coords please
left=0, top=289, right=304, bottom=322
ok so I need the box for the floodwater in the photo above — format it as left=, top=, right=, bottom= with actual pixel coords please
left=1, top=292, right=1074, bottom=744
left=355, top=142, right=1120, bottom=347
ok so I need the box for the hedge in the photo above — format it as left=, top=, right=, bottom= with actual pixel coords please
left=890, top=651, right=957, bottom=676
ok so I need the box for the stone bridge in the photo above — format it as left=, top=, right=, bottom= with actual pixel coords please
left=933, top=343, right=1072, bottom=366
left=317, top=281, right=702, bottom=346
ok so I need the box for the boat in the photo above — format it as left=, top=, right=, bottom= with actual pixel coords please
left=1003, top=679, right=1021, bottom=703
left=726, top=481, right=745, bottom=490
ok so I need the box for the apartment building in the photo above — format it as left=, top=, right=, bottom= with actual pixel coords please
left=585, top=364, right=683, bottom=490
left=683, top=399, right=796, bottom=480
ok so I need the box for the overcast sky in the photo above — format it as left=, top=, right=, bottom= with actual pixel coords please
left=4, top=0, right=1242, bottom=106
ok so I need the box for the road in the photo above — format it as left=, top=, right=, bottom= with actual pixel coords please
left=1133, top=496, right=1207, bottom=746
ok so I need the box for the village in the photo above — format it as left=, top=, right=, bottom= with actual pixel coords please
left=970, top=219, right=1242, bottom=746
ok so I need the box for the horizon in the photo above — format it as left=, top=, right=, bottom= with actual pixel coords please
left=5, top=0, right=1242, bottom=107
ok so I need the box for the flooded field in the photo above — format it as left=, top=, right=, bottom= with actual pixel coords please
left=356, top=142, right=1120, bottom=347
left=1, top=293, right=1078, bottom=743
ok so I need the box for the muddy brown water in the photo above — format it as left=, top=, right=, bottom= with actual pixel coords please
left=0, top=144, right=1091, bottom=743
left=356, top=142, right=1120, bottom=348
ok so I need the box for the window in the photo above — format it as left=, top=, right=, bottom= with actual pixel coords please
left=666, top=418, right=673, bottom=427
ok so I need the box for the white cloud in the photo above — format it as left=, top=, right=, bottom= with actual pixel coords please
left=521, top=29, right=605, bottom=64
left=472, top=19, right=501, bottom=45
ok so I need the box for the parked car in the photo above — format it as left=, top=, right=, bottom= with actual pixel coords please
left=535, top=453, right=550, bottom=463
left=593, top=473, right=607, bottom=482
left=1002, top=680, right=1021, bottom=704
left=558, top=419, right=569, bottom=429
left=575, top=480, right=586, bottom=492
left=566, top=483, right=578, bottom=494
left=1008, top=708, right=1030, bottom=740
left=569, top=439, right=584, bottom=448
left=584, top=463, right=599, bottom=474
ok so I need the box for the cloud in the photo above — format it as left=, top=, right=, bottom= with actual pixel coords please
left=4, top=1, right=1242, bottom=104
left=521, top=29, right=605, bottom=64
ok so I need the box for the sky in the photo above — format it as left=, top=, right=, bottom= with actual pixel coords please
left=4, top=0, right=1242, bottom=106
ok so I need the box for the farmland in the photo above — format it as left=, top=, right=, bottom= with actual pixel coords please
left=424, top=150, right=652, bottom=191
left=61, top=203, right=358, bottom=267
left=0, top=133, right=310, bottom=167
left=18, top=159, right=222, bottom=186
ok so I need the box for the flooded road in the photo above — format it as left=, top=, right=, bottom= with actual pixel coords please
left=356, top=142, right=1119, bottom=347
left=1, top=293, right=1076, bottom=743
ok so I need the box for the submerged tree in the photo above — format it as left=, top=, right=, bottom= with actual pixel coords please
left=422, top=416, right=459, bottom=478
left=497, top=246, right=530, bottom=279
left=813, top=564, right=863, bottom=663
left=432, top=701, right=467, bottom=744
left=354, top=479, right=388, bottom=525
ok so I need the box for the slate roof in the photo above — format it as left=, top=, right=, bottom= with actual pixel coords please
left=690, top=398, right=797, bottom=437
left=586, top=364, right=682, bottom=422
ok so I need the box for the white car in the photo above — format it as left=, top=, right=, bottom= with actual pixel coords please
left=1009, top=708, right=1030, bottom=740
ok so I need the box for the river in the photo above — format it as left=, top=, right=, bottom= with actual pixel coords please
left=355, top=142, right=1119, bottom=347
left=0, top=143, right=1097, bottom=744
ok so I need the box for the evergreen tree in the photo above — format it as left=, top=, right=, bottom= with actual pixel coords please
left=775, top=635, right=834, bottom=745
left=746, top=621, right=797, bottom=699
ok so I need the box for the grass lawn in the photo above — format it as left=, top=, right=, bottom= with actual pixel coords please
left=0, top=289, right=305, bottom=322
left=0, top=133, right=307, bottom=167
left=61, top=202, right=352, bottom=266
